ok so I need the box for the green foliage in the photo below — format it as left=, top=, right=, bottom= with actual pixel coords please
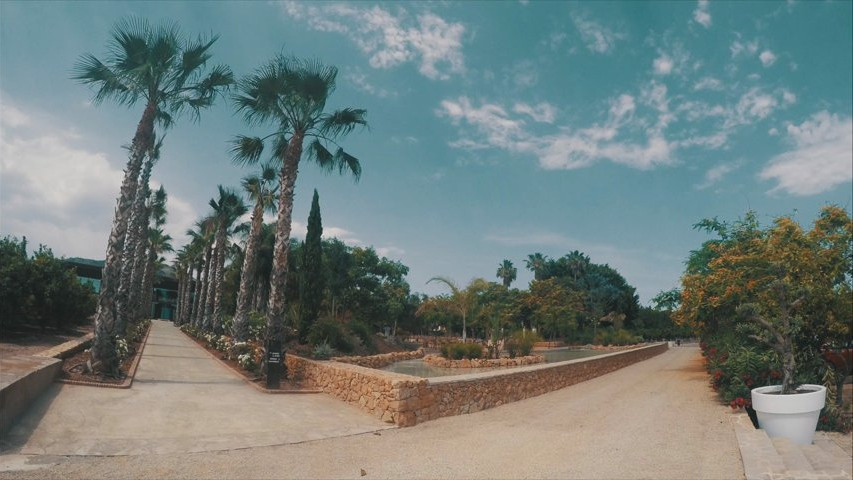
left=298, top=189, right=324, bottom=343
left=505, top=330, right=543, bottom=357
left=312, top=341, right=336, bottom=360
left=594, top=328, right=642, bottom=346
left=308, top=317, right=353, bottom=353
left=348, top=321, right=376, bottom=353
left=0, top=237, right=96, bottom=332
left=440, top=342, right=483, bottom=360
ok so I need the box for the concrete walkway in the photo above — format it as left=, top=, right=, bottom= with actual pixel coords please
left=1, top=344, right=749, bottom=479
left=0, top=321, right=394, bottom=456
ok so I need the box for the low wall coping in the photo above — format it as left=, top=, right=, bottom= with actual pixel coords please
left=288, top=354, right=424, bottom=383
left=426, top=343, right=665, bottom=385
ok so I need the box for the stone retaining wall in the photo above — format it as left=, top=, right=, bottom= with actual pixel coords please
left=331, top=349, right=425, bottom=369
left=422, top=354, right=544, bottom=368
left=286, top=342, right=667, bottom=427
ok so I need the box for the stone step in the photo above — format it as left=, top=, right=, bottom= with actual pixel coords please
left=771, top=436, right=814, bottom=474
left=733, top=415, right=785, bottom=480
left=800, top=443, right=851, bottom=478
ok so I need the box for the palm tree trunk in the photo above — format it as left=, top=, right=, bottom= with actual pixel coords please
left=91, top=100, right=156, bottom=375
left=202, top=240, right=219, bottom=331
left=211, top=226, right=228, bottom=333
left=265, top=130, right=304, bottom=345
left=233, top=200, right=264, bottom=341
left=195, top=244, right=212, bottom=328
left=191, top=260, right=205, bottom=327
left=179, top=264, right=193, bottom=325
left=116, top=150, right=155, bottom=335
left=140, top=248, right=156, bottom=319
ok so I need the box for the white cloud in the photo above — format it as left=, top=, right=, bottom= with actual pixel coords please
left=282, top=2, right=465, bottom=80
left=376, top=245, right=405, bottom=259
left=768, top=127, right=779, bottom=136
left=730, top=37, right=760, bottom=58
left=694, top=76, right=724, bottom=91
left=759, top=111, right=853, bottom=196
left=759, top=50, right=777, bottom=67
left=0, top=102, right=122, bottom=259
left=781, top=89, right=797, bottom=105
left=571, top=14, right=624, bottom=54
left=0, top=103, right=32, bottom=128
left=345, top=67, right=397, bottom=98
left=438, top=91, right=677, bottom=172
left=653, top=55, right=674, bottom=75
left=513, top=102, right=557, bottom=123
left=697, top=162, right=739, bottom=189
left=693, top=0, right=712, bottom=28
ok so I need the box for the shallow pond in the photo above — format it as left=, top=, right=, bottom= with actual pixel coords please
left=381, top=348, right=606, bottom=378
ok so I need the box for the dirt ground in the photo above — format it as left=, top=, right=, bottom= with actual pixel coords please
left=0, top=324, right=93, bottom=357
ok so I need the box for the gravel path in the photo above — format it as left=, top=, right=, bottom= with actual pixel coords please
left=0, top=347, right=745, bottom=479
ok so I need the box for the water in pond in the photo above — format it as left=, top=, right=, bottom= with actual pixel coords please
left=382, top=348, right=606, bottom=378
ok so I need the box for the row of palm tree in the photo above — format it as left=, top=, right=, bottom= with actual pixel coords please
left=76, top=17, right=368, bottom=374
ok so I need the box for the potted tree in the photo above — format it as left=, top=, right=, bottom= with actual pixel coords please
left=677, top=207, right=851, bottom=445
left=738, top=280, right=825, bottom=446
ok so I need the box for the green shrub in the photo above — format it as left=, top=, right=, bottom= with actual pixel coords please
left=440, top=342, right=483, bottom=360
left=348, top=321, right=376, bottom=353
left=506, top=330, right=543, bottom=357
left=0, top=237, right=96, bottom=332
left=246, top=311, right=266, bottom=341
left=312, top=341, right=336, bottom=360
left=308, top=317, right=353, bottom=353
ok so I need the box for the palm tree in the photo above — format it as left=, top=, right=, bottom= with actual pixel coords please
left=525, top=253, right=548, bottom=281
left=231, top=55, right=367, bottom=346
left=116, top=138, right=164, bottom=335
left=496, top=259, right=517, bottom=288
left=191, top=218, right=215, bottom=329
left=140, top=227, right=173, bottom=321
left=426, top=276, right=489, bottom=342
left=564, top=250, right=590, bottom=284
left=206, top=186, right=247, bottom=333
left=131, top=186, right=169, bottom=325
left=73, top=17, right=232, bottom=374
left=232, top=165, right=278, bottom=341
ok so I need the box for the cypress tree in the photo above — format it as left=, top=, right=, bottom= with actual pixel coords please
left=299, top=189, right=324, bottom=343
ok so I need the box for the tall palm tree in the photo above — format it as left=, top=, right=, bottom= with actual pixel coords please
left=206, top=186, right=247, bottom=333
left=116, top=138, right=163, bottom=335
left=426, top=276, right=489, bottom=342
left=130, top=185, right=168, bottom=325
left=496, top=259, right=517, bottom=288
left=73, top=17, right=233, bottom=374
left=140, top=227, right=173, bottom=321
left=231, top=55, right=367, bottom=346
left=525, top=253, right=548, bottom=282
left=564, top=250, right=590, bottom=284
left=191, top=218, right=215, bottom=329
left=232, top=165, right=278, bottom=341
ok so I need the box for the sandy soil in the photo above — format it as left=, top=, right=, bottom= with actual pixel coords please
left=0, top=347, right=747, bottom=479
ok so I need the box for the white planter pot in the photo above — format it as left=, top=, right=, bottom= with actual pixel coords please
left=751, top=384, right=826, bottom=445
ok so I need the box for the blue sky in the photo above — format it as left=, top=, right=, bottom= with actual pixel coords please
left=1, top=1, right=851, bottom=303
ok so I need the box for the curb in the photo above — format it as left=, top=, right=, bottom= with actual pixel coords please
left=178, top=327, right=321, bottom=395
left=55, top=322, right=152, bottom=389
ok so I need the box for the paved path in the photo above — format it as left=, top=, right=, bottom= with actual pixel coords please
left=1, top=343, right=747, bottom=479
left=0, top=321, right=393, bottom=456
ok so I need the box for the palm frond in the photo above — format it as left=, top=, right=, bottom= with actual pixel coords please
left=71, top=54, right=134, bottom=106
left=333, top=147, right=362, bottom=181
left=320, top=108, right=368, bottom=138
left=230, top=135, right=265, bottom=166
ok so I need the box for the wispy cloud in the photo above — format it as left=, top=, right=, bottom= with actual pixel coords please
left=760, top=111, right=853, bottom=196
left=437, top=91, right=676, bottom=171
left=513, top=102, right=557, bottom=124
left=694, top=76, right=724, bottom=91
left=696, top=162, right=740, bottom=190
left=571, top=13, right=624, bottom=54
left=759, top=50, right=777, bottom=67
left=693, top=0, right=712, bottom=28
left=344, top=67, right=397, bottom=98
left=282, top=2, right=465, bottom=80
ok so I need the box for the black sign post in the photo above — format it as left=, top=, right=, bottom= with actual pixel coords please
left=266, top=340, right=282, bottom=389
